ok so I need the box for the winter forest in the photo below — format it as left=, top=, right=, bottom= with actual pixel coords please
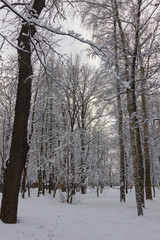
left=0, top=0, right=160, bottom=239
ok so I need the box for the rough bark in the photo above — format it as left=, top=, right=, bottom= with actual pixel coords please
left=113, top=0, right=144, bottom=215
left=138, top=50, right=152, bottom=200
left=125, top=153, right=129, bottom=194
left=0, top=0, right=45, bottom=223
left=129, top=0, right=144, bottom=209
left=80, top=102, right=87, bottom=194
left=21, top=83, right=38, bottom=198
left=112, top=5, right=125, bottom=202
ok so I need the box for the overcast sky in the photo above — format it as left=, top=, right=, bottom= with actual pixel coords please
left=0, top=3, right=99, bottom=66
left=58, top=16, right=99, bottom=66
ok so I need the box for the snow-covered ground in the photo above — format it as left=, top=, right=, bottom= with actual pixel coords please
left=0, top=188, right=160, bottom=240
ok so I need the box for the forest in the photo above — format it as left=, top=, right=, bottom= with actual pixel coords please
left=0, top=0, right=160, bottom=226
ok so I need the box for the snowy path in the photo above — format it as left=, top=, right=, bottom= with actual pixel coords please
left=0, top=188, right=160, bottom=240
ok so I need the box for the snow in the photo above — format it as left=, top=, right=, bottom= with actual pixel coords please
left=1, top=188, right=160, bottom=240
left=121, top=81, right=131, bottom=89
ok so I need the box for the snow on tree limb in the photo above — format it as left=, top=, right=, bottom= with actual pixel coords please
left=0, top=0, right=108, bottom=60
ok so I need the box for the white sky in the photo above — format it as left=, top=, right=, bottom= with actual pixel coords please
left=0, top=4, right=100, bottom=67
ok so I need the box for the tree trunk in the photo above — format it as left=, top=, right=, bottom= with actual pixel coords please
left=143, top=113, right=152, bottom=200
left=125, top=153, right=129, bottom=194
left=113, top=0, right=144, bottom=215
left=49, top=165, right=54, bottom=194
left=42, top=168, right=46, bottom=196
left=112, top=9, right=126, bottom=202
left=21, top=166, right=27, bottom=199
left=22, top=82, right=38, bottom=198
left=1, top=24, right=32, bottom=223
left=0, top=0, right=45, bottom=223
left=80, top=104, right=87, bottom=194
left=38, top=168, right=43, bottom=197
left=129, top=0, right=144, bottom=210
left=138, top=50, right=152, bottom=200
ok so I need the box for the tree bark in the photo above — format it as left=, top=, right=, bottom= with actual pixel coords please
left=21, top=83, right=38, bottom=198
left=138, top=49, right=152, bottom=200
left=112, top=4, right=126, bottom=202
left=0, top=0, right=45, bottom=223
left=80, top=101, right=87, bottom=194
left=113, top=0, right=144, bottom=215
left=129, top=0, right=144, bottom=210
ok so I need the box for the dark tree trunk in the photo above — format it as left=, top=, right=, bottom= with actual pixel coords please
left=38, top=168, right=43, bottom=197
left=138, top=45, right=152, bottom=200
left=21, top=166, right=27, bottom=199
left=80, top=114, right=87, bottom=195
left=141, top=80, right=152, bottom=201
left=1, top=24, right=32, bottom=223
left=143, top=117, right=152, bottom=200
left=42, top=168, right=46, bottom=196
left=97, top=186, right=99, bottom=197
left=77, top=95, right=87, bottom=195
left=0, top=0, right=45, bottom=223
left=125, top=153, right=129, bottom=194
left=22, top=83, right=38, bottom=198
left=49, top=165, right=54, bottom=194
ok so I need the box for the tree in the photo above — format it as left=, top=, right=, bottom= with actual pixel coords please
left=111, top=0, right=144, bottom=215
left=51, top=55, right=106, bottom=201
left=0, top=58, right=17, bottom=190
left=111, top=0, right=125, bottom=202
left=1, top=0, right=45, bottom=223
left=77, top=0, right=160, bottom=215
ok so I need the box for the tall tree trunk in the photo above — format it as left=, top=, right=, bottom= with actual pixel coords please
left=0, top=0, right=45, bottom=223
left=42, top=167, right=46, bottom=196
left=38, top=168, right=43, bottom=197
left=80, top=102, right=87, bottom=194
left=138, top=49, right=152, bottom=200
left=1, top=117, right=6, bottom=191
left=113, top=0, right=144, bottom=215
left=112, top=7, right=125, bottom=202
left=125, top=152, right=129, bottom=194
left=21, top=83, right=38, bottom=199
left=38, top=113, right=45, bottom=197
left=129, top=0, right=144, bottom=209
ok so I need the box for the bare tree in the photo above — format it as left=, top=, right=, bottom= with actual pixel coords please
left=1, top=0, right=45, bottom=223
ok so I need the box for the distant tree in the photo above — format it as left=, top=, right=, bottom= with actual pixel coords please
left=77, top=0, right=160, bottom=215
